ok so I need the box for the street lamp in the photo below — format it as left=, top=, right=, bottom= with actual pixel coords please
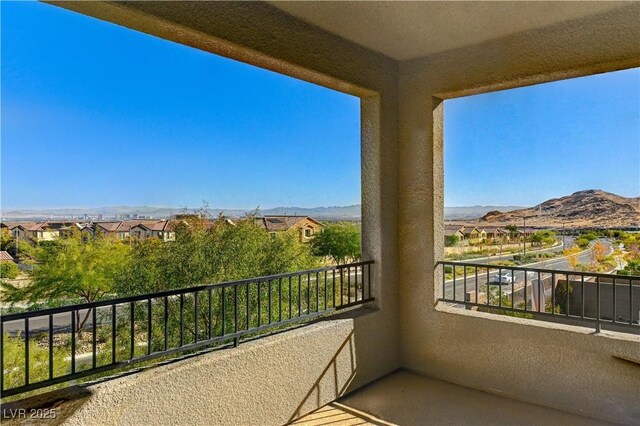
left=522, top=215, right=532, bottom=257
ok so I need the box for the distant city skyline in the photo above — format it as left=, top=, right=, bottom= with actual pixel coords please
left=2, top=2, right=639, bottom=211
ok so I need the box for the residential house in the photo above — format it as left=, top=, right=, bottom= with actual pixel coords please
left=79, top=223, right=96, bottom=239
left=150, top=220, right=176, bottom=242
left=129, top=221, right=176, bottom=242
left=444, top=224, right=465, bottom=243
left=129, top=222, right=154, bottom=240
left=0, top=222, right=13, bottom=235
left=257, top=215, right=323, bottom=242
left=8, top=223, right=31, bottom=240
left=25, top=222, right=76, bottom=242
left=58, top=223, right=86, bottom=238
left=462, top=226, right=484, bottom=244
left=481, top=226, right=510, bottom=243
left=94, top=221, right=133, bottom=240
left=516, top=227, right=538, bottom=242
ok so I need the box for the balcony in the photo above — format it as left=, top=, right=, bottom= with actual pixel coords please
left=2, top=1, right=639, bottom=425
left=1, top=262, right=374, bottom=398
left=2, top=261, right=638, bottom=424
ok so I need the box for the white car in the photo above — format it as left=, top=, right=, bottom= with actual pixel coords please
left=490, top=271, right=514, bottom=284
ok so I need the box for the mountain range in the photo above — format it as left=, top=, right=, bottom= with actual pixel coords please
left=480, top=190, right=640, bottom=227
left=0, top=205, right=363, bottom=221
left=0, top=204, right=525, bottom=221
left=3, top=190, right=638, bottom=225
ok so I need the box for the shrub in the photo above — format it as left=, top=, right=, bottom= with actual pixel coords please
left=0, top=261, right=20, bottom=279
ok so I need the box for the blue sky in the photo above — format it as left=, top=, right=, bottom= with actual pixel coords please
left=1, top=1, right=361, bottom=210
left=2, top=2, right=639, bottom=210
left=445, top=68, right=640, bottom=207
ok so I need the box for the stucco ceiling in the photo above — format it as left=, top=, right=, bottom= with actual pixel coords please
left=269, top=1, right=632, bottom=60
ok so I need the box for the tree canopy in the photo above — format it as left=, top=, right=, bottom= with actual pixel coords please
left=444, top=235, right=459, bottom=247
left=1, top=229, right=130, bottom=305
left=115, top=217, right=318, bottom=295
left=311, top=223, right=361, bottom=265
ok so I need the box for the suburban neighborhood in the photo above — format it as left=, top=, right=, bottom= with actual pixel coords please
left=0, top=215, right=323, bottom=244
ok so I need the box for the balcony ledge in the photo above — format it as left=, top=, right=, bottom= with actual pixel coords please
left=435, top=302, right=640, bottom=343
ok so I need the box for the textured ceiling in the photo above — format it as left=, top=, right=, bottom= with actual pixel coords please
left=269, top=1, right=631, bottom=60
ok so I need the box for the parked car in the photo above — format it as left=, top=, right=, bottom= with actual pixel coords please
left=490, top=271, right=514, bottom=284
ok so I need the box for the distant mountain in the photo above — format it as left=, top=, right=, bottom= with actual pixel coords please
left=0, top=205, right=363, bottom=221
left=480, top=190, right=640, bottom=227
left=1, top=204, right=525, bottom=222
left=6, top=191, right=637, bottom=226
left=444, top=205, right=525, bottom=220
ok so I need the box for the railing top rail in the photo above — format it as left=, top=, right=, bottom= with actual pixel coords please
left=1, top=260, right=374, bottom=322
left=436, top=260, right=640, bottom=281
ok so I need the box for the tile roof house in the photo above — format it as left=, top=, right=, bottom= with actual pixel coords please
left=444, top=225, right=465, bottom=240
left=23, top=222, right=76, bottom=241
left=94, top=221, right=133, bottom=240
left=129, top=221, right=176, bottom=242
left=462, top=226, right=485, bottom=244
left=257, top=216, right=323, bottom=242
left=7, top=223, right=32, bottom=240
left=479, top=226, right=510, bottom=242
left=0, top=251, right=14, bottom=262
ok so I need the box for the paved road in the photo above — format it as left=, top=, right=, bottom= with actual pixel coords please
left=443, top=239, right=613, bottom=303
left=456, top=238, right=574, bottom=264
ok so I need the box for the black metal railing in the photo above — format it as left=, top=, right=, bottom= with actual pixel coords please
left=437, top=261, right=639, bottom=333
left=0, top=260, right=374, bottom=398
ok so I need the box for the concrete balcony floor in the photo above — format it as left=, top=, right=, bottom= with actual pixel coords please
left=292, top=371, right=611, bottom=426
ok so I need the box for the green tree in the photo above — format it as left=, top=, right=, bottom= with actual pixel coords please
left=530, top=230, right=556, bottom=247
left=311, top=223, right=361, bottom=265
left=116, top=215, right=318, bottom=295
left=1, top=229, right=130, bottom=331
left=0, top=261, right=21, bottom=279
left=506, top=224, right=519, bottom=240
left=445, top=235, right=459, bottom=247
left=1, top=230, right=16, bottom=254
left=618, top=259, right=640, bottom=275
left=575, top=238, right=590, bottom=249
left=554, top=280, right=573, bottom=314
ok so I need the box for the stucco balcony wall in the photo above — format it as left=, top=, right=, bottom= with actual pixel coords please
left=3, top=310, right=389, bottom=426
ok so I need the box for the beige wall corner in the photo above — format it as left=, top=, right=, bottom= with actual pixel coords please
left=397, top=4, right=640, bottom=423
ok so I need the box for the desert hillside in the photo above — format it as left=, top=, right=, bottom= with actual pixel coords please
left=479, top=190, right=640, bottom=227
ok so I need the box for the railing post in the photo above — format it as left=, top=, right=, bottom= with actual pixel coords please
left=1, top=320, right=4, bottom=393
left=596, top=277, right=601, bottom=333
left=234, top=285, right=239, bottom=347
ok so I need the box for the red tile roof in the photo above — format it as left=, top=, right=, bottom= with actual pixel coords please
left=0, top=251, right=13, bottom=261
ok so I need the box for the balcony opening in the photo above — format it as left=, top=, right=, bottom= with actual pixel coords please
left=441, top=68, right=640, bottom=332
left=0, top=1, right=372, bottom=400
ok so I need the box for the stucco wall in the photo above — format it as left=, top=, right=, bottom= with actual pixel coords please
left=21, top=310, right=381, bottom=425
left=397, top=4, right=640, bottom=424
